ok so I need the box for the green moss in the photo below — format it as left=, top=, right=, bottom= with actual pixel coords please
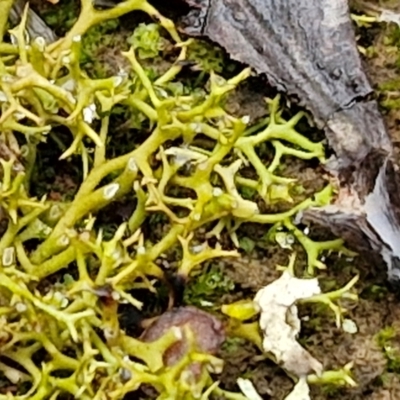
left=42, top=0, right=78, bottom=34
left=127, top=23, right=166, bottom=60
left=381, top=98, right=400, bottom=110
left=376, top=327, right=400, bottom=372
left=187, top=39, right=227, bottom=73
left=184, top=265, right=235, bottom=307
left=361, top=284, right=389, bottom=301
left=378, top=78, right=400, bottom=92
left=221, top=337, right=246, bottom=354
left=238, top=236, right=255, bottom=254
left=389, top=26, right=400, bottom=47
left=239, top=186, right=257, bottom=200
left=81, top=19, right=123, bottom=78
left=320, top=384, right=345, bottom=397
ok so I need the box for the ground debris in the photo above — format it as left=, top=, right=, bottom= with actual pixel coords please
left=284, top=378, right=310, bottom=400
left=254, top=271, right=323, bottom=378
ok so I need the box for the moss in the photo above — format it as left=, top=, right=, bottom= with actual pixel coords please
left=187, top=39, right=228, bottom=74
left=378, top=78, right=400, bottom=92
left=42, top=0, right=79, bottom=35
left=81, top=19, right=124, bottom=78
left=184, top=265, right=235, bottom=307
left=389, top=26, right=400, bottom=47
left=381, top=98, right=400, bottom=110
left=376, top=327, right=400, bottom=373
left=127, top=23, right=167, bottom=60
left=221, top=337, right=247, bottom=354
left=238, top=236, right=255, bottom=254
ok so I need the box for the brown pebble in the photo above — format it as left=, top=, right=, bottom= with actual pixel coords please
left=141, top=306, right=226, bottom=377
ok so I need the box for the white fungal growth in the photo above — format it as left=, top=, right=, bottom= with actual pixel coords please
left=137, top=246, right=146, bottom=255
left=103, top=183, right=120, bottom=200
left=62, top=56, right=71, bottom=65
left=189, top=122, right=202, bottom=133
left=104, top=327, right=116, bottom=341
left=61, top=78, right=76, bottom=92
left=212, top=187, right=223, bottom=197
left=83, top=103, right=97, bottom=124
left=15, top=302, right=27, bottom=313
left=241, top=115, right=250, bottom=124
left=112, top=249, right=121, bottom=261
left=192, top=213, right=201, bottom=221
left=112, top=291, right=121, bottom=301
left=190, top=243, right=206, bottom=254
left=42, top=224, right=52, bottom=237
left=2, top=247, right=15, bottom=267
left=72, top=35, right=82, bottom=42
left=34, top=36, right=46, bottom=51
left=53, top=291, right=64, bottom=303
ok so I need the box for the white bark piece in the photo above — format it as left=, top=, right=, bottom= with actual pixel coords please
left=284, top=378, right=311, bottom=400
left=254, top=271, right=323, bottom=377
left=379, top=10, right=400, bottom=26
left=237, top=378, right=263, bottom=400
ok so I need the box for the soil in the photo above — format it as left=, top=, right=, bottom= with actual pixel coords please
left=9, top=0, right=400, bottom=399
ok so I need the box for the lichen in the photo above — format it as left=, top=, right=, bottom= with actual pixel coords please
left=0, top=1, right=361, bottom=398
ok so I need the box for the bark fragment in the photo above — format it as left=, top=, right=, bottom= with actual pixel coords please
left=254, top=271, right=323, bottom=377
